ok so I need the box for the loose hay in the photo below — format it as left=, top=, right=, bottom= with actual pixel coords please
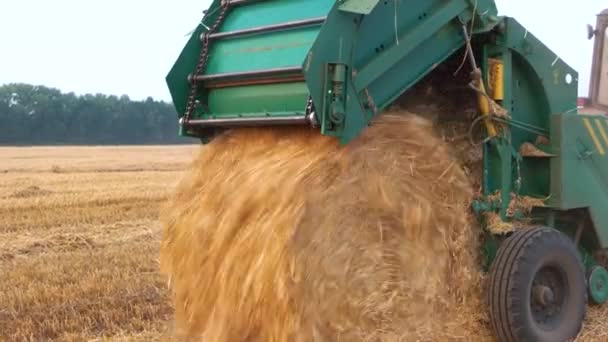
left=484, top=212, right=515, bottom=235
left=160, top=112, right=490, bottom=341
left=520, top=142, right=553, bottom=157
left=484, top=192, right=547, bottom=234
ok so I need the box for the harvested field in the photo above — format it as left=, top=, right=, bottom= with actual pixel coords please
left=2, top=139, right=608, bottom=341
left=0, top=145, right=197, bottom=341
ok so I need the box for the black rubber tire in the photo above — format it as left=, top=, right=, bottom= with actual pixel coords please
left=487, top=227, right=587, bottom=342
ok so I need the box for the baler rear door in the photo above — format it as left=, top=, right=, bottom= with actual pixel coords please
left=166, top=0, right=333, bottom=132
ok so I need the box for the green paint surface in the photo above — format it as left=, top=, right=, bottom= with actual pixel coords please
left=207, top=83, right=309, bottom=117
left=166, top=0, right=333, bottom=124
left=206, top=28, right=319, bottom=75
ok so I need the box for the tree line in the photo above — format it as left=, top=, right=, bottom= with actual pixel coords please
left=0, top=83, right=196, bottom=145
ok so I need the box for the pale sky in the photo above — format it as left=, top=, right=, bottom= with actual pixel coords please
left=0, top=1, right=605, bottom=102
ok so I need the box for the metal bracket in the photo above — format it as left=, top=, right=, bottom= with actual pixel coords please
left=322, top=63, right=348, bottom=133
left=338, top=0, right=380, bottom=15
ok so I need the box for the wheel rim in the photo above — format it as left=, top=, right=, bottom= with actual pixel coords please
left=588, top=266, right=608, bottom=304
left=530, top=265, right=568, bottom=329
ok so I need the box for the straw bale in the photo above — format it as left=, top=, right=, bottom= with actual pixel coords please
left=160, top=111, right=489, bottom=341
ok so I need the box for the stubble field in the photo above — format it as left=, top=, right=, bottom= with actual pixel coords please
left=2, top=145, right=608, bottom=341
left=0, top=145, right=198, bottom=341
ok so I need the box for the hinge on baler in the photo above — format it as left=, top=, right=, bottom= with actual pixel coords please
left=321, top=63, right=348, bottom=134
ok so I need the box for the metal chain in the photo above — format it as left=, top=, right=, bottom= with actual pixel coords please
left=183, top=2, right=231, bottom=124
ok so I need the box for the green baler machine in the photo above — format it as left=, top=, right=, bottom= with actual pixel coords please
left=167, top=1, right=608, bottom=341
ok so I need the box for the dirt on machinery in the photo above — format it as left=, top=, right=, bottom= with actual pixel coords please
left=159, top=54, right=497, bottom=341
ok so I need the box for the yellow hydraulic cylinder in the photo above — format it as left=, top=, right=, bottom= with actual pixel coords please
left=472, top=58, right=505, bottom=139
left=488, top=59, right=504, bottom=101
left=475, top=73, right=499, bottom=138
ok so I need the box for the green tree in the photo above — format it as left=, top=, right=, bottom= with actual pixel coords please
left=0, top=83, right=194, bottom=145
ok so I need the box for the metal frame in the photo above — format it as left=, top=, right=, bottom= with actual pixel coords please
left=206, top=17, right=326, bottom=40
left=589, top=9, right=608, bottom=111
left=181, top=114, right=312, bottom=128
left=223, top=0, right=262, bottom=6
left=190, top=66, right=303, bottom=84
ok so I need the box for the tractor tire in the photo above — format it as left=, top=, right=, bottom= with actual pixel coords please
left=487, top=226, right=587, bottom=342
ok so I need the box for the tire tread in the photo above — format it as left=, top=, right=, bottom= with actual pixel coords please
left=487, top=227, right=586, bottom=342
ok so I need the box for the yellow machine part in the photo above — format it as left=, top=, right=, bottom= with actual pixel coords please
left=488, top=58, right=505, bottom=101
left=473, top=58, right=505, bottom=139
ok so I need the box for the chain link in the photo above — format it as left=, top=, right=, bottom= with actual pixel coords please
left=183, top=2, right=231, bottom=124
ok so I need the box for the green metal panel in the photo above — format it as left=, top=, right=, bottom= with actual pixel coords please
left=302, top=2, right=364, bottom=143
left=166, top=0, right=333, bottom=133
left=492, top=18, right=579, bottom=216
left=339, top=0, right=381, bottom=15
left=206, top=0, right=333, bottom=75
left=221, top=0, right=332, bottom=32
left=475, top=18, right=577, bottom=219
left=471, top=17, right=608, bottom=248
left=207, top=83, right=308, bottom=117
left=206, top=28, right=319, bottom=75
left=167, top=0, right=501, bottom=142
left=304, top=0, right=500, bottom=143
left=353, top=0, right=470, bottom=91
left=551, top=113, right=608, bottom=246
left=501, top=18, right=578, bottom=117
